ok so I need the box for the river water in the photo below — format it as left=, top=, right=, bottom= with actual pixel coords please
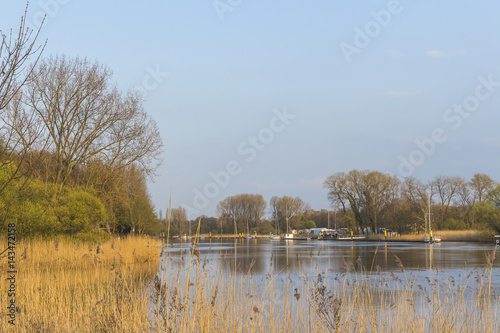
left=162, top=239, right=500, bottom=290
left=150, top=238, right=500, bottom=331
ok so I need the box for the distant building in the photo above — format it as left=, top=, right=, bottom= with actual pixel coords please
left=308, top=228, right=329, bottom=236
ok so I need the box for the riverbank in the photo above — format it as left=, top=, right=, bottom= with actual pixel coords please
left=168, top=230, right=494, bottom=243
left=367, top=230, right=490, bottom=242
left=0, top=236, right=162, bottom=332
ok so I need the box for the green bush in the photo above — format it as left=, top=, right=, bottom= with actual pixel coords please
left=441, top=218, right=467, bottom=230
left=57, top=190, right=107, bottom=234
left=472, top=202, right=500, bottom=233
left=256, top=221, right=275, bottom=235
left=0, top=163, right=108, bottom=237
left=0, top=172, right=61, bottom=236
left=305, top=220, right=317, bottom=229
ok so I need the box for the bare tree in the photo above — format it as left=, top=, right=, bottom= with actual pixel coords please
left=430, top=176, right=463, bottom=228
left=271, top=196, right=307, bottom=233
left=269, top=196, right=280, bottom=233
left=363, top=171, right=400, bottom=231
left=400, top=177, right=431, bottom=232
left=5, top=56, right=163, bottom=189
left=453, top=178, right=475, bottom=228
left=0, top=4, right=45, bottom=225
left=470, top=173, right=495, bottom=203
left=0, top=3, right=45, bottom=110
left=216, top=194, right=266, bottom=234
left=323, top=171, right=364, bottom=229
left=171, top=206, right=188, bottom=235
left=323, top=172, right=351, bottom=213
left=324, top=170, right=399, bottom=233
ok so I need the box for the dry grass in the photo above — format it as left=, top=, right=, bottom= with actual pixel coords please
left=436, top=230, right=487, bottom=242
left=369, top=230, right=487, bottom=242
left=1, top=235, right=499, bottom=332
left=0, top=236, right=162, bottom=332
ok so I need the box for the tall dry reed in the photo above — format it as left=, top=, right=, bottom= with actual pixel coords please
left=369, top=230, right=487, bottom=242
left=0, top=236, right=162, bottom=332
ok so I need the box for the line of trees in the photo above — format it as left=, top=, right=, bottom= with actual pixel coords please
left=0, top=7, right=164, bottom=239
left=323, top=170, right=500, bottom=234
left=168, top=171, right=500, bottom=237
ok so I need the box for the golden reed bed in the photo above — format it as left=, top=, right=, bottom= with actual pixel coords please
left=369, top=230, right=487, bottom=242
left=0, top=236, right=161, bottom=332
left=1, top=235, right=499, bottom=332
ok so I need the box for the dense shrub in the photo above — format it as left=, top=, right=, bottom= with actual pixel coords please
left=441, top=218, right=467, bottom=230
left=0, top=163, right=108, bottom=237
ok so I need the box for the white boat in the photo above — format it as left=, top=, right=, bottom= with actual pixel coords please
left=424, top=236, right=440, bottom=243
left=270, top=235, right=280, bottom=241
left=284, top=233, right=294, bottom=240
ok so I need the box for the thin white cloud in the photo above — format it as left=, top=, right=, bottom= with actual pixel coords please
left=382, top=91, right=421, bottom=98
left=426, top=49, right=466, bottom=58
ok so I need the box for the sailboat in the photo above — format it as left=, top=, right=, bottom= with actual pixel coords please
left=181, top=219, right=192, bottom=241
left=270, top=211, right=281, bottom=240
left=283, top=208, right=294, bottom=240
left=424, top=193, right=441, bottom=243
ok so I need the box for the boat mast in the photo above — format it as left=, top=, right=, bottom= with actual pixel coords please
left=334, top=210, right=337, bottom=230
left=428, top=192, right=431, bottom=235
left=286, top=206, right=289, bottom=233
left=275, top=209, right=278, bottom=235
left=168, top=189, right=172, bottom=233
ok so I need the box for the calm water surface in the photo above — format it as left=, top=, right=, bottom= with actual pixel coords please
left=162, top=239, right=500, bottom=290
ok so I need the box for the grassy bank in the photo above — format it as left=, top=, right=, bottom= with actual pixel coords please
left=368, top=230, right=489, bottom=242
left=0, top=236, right=162, bottom=332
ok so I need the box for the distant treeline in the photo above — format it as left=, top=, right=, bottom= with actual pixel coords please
left=165, top=171, right=500, bottom=236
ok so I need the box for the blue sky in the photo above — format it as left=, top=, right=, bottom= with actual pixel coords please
left=2, top=0, right=500, bottom=218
